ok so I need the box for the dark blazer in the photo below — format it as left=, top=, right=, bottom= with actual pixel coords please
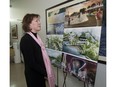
left=20, top=33, right=47, bottom=87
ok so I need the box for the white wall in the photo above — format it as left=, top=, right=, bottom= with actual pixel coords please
left=10, top=0, right=67, bottom=44
left=94, top=63, right=106, bottom=87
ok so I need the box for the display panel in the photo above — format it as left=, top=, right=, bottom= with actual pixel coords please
left=46, top=48, right=62, bottom=68
left=45, top=0, right=105, bottom=87
left=61, top=53, right=97, bottom=87
left=46, top=35, right=63, bottom=51
left=65, top=0, right=103, bottom=28
left=63, top=27, right=101, bottom=61
left=46, top=0, right=86, bottom=35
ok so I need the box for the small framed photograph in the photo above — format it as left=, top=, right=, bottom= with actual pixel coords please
left=11, top=24, right=18, bottom=39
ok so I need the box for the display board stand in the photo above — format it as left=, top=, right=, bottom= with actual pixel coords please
left=63, top=71, right=67, bottom=87
left=53, top=63, right=59, bottom=87
left=54, top=64, right=68, bottom=87
left=55, top=67, right=59, bottom=87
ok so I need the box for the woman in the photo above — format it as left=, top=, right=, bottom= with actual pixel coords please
left=20, top=13, right=55, bottom=87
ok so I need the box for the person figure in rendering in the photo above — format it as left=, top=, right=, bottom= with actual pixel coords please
left=95, top=8, right=103, bottom=26
left=67, top=11, right=71, bottom=26
left=20, top=13, right=55, bottom=87
left=71, top=60, right=81, bottom=75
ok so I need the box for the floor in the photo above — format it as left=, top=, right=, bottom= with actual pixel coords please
left=10, top=63, right=26, bottom=87
left=10, top=62, right=84, bottom=87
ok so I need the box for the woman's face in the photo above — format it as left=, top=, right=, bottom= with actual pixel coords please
left=29, top=17, right=41, bottom=32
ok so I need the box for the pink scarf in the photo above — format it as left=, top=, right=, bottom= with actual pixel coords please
left=27, top=32, right=55, bottom=87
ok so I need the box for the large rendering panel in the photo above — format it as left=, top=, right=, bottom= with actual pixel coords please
left=65, top=0, right=103, bottom=28
left=61, top=53, right=97, bottom=87
left=63, top=27, right=101, bottom=61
